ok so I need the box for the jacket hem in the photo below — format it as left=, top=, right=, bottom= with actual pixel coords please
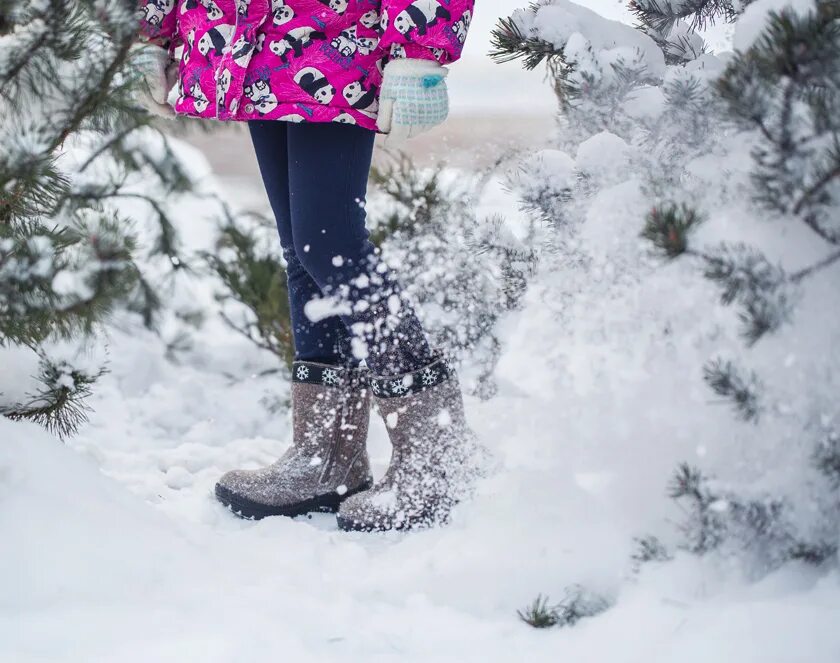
left=172, top=101, right=380, bottom=132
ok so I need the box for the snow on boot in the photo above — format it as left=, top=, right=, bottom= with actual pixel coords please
left=215, top=361, right=373, bottom=519
left=336, top=354, right=478, bottom=532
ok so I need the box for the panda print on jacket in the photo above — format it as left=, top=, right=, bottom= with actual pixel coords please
left=216, top=67, right=232, bottom=108
left=269, top=27, right=327, bottom=64
left=271, top=0, right=294, bottom=26
left=294, top=66, right=336, bottom=105
left=330, top=26, right=377, bottom=58
left=183, top=28, right=196, bottom=63
left=180, top=0, right=223, bottom=21
left=387, top=0, right=450, bottom=38
left=343, top=78, right=378, bottom=115
left=244, top=74, right=279, bottom=115
left=451, top=9, right=471, bottom=44
left=317, top=0, right=349, bottom=16
left=230, top=33, right=257, bottom=67
left=142, top=0, right=174, bottom=28
left=190, top=81, right=210, bottom=112
left=197, top=24, right=234, bottom=57
left=359, top=10, right=380, bottom=31
left=137, top=0, right=474, bottom=130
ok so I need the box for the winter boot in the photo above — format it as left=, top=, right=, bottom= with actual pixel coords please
left=215, top=361, right=373, bottom=519
left=336, top=354, right=478, bottom=532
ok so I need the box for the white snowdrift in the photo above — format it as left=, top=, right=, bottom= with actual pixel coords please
left=3, top=418, right=839, bottom=661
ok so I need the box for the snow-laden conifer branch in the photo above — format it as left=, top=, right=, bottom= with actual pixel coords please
left=629, top=0, right=744, bottom=33
left=0, top=356, right=105, bottom=439
left=0, top=1, right=199, bottom=437
left=203, top=213, right=296, bottom=368
left=489, top=4, right=568, bottom=71
left=703, top=358, right=762, bottom=421
left=667, top=462, right=838, bottom=567
left=717, top=3, right=840, bottom=244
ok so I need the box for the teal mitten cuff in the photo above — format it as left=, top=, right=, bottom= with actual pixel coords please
left=377, top=59, right=449, bottom=142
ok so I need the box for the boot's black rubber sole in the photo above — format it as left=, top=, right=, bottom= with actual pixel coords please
left=215, top=480, right=373, bottom=521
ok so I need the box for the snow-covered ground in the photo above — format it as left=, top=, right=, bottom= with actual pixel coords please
left=5, top=411, right=840, bottom=662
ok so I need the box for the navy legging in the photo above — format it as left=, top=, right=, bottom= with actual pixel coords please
left=248, top=120, right=432, bottom=376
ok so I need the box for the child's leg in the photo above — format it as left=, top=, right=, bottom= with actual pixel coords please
left=285, top=122, right=433, bottom=376
left=248, top=120, right=354, bottom=365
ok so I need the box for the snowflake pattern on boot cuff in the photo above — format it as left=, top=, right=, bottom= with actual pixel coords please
left=369, top=355, right=452, bottom=399
left=291, top=361, right=364, bottom=388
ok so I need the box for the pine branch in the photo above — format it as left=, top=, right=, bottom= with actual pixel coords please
left=0, top=215, right=140, bottom=346
left=703, top=358, right=762, bottom=421
left=0, top=5, right=138, bottom=226
left=792, top=159, right=840, bottom=219
left=368, top=152, right=450, bottom=243
left=0, top=1, right=87, bottom=96
left=203, top=218, right=294, bottom=368
left=786, top=541, right=838, bottom=564
left=90, top=192, right=188, bottom=269
left=489, top=10, right=566, bottom=71
left=666, top=460, right=838, bottom=566
left=631, top=535, right=673, bottom=569
left=52, top=37, right=135, bottom=151
left=517, top=595, right=560, bottom=628
left=77, top=126, right=139, bottom=172
left=737, top=293, right=792, bottom=345
left=701, top=243, right=792, bottom=344
left=768, top=248, right=839, bottom=284
left=668, top=464, right=725, bottom=553
left=1, top=356, right=105, bottom=439
left=702, top=244, right=785, bottom=305
left=641, top=203, right=704, bottom=258
left=551, top=586, right=611, bottom=627
left=717, top=2, right=840, bottom=241
left=125, top=272, right=163, bottom=330
left=630, top=0, right=743, bottom=34
left=813, top=431, right=840, bottom=486
left=0, top=0, right=189, bottom=440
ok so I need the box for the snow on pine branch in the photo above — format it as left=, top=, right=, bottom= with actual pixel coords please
left=630, top=0, right=745, bottom=33
left=732, top=0, right=819, bottom=51
left=0, top=343, right=106, bottom=440
left=491, top=0, right=665, bottom=106
left=0, top=1, right=197, bottom=439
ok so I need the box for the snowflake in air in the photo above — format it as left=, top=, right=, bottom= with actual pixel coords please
left=390, top=379, right=409, bottom=395
left=321, top=368, right=339, bottom=385
left=371, top=381, right=382, bottom=395
left=296, top=365, right=310, bottom=380
left=421, top=367, right=439, bottom=386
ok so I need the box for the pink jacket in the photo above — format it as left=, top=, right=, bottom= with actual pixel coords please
left=138, top=0, right=473, bottom=130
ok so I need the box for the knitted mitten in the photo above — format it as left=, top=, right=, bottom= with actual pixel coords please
left=376, top=58, right=449, bottom=143
left=131, top=42, right=178, bottom=119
